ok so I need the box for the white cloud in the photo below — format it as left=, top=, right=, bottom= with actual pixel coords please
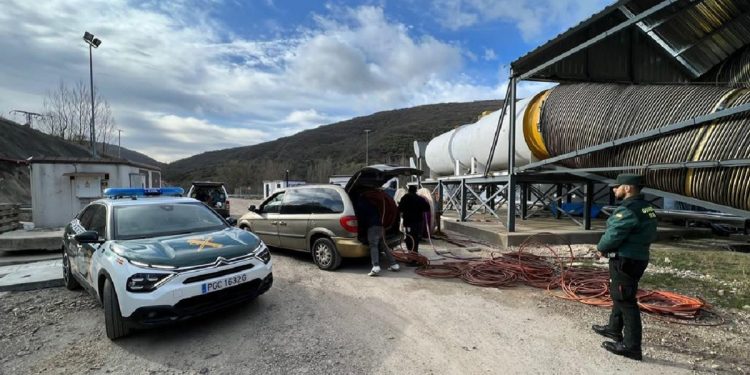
left=121, top=111, right=271, bottom=162
left=0, top=1, right=513, bottom=163
left=288, top=6, right=463, bottom=96
left=279, top=109, right=339, bottom=134
left=483, top=48, right=497, bottom=61
left=430, top=0, right=613, bottom=42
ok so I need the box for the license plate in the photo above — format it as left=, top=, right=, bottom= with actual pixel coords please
left=201, top=273, right=248, bottom=294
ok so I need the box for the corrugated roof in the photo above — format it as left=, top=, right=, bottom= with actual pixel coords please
left=29, top=157, right=161, bottom=171
left=511, top=0, right=750, bottom=84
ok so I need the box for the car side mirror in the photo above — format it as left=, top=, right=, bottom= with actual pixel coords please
left=226, top=217, right=238, bottom=226
left=248, top=205, right=257, bottom=212
left=75, top=230, right=103, bottom=243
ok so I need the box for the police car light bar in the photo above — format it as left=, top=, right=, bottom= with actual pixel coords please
left=103, top=187, right=184, bottom=199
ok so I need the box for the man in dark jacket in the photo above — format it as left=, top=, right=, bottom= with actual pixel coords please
left=592, top=174, right=657, bottom=361
left=398, top=185, right=430, bottom=254
left=355, top=193, right=399, bottom=276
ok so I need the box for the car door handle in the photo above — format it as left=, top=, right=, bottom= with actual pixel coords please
left=278, top=222, right=287, bottom=226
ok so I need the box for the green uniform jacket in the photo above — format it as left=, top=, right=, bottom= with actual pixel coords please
left=597, top=194, right=658, bottom=261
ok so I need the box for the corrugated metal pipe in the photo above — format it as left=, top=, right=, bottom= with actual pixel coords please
left=532, top=83, right=750, bottom=211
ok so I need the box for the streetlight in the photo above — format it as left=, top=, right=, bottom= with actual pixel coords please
left=364, top=129, right=372, bottom=166
left=83, top=31, right=102, bottom=158
left=285, top=170, right=289, bottom=187
left=117, top=129, right=123, bottom=158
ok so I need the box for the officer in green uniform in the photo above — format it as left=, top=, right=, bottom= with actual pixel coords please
left=592, top=173, right=657, bottom=361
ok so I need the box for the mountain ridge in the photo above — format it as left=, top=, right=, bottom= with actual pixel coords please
left=165, top=99, right=503, bottom=192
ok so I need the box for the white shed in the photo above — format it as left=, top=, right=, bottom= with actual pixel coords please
left=262, top=179, right=305, bottom=199
left=30, top=157, right=161, bottom=228
left=328, top=175, right=351, bottom=187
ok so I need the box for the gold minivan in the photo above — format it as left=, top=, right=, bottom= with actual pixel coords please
left=237, top=165, right=422, bottom=270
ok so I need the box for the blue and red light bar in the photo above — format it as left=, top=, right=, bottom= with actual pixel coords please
left=103, top=187, right=184, bottom=198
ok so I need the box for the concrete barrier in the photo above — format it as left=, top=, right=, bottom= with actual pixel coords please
left=0, top=229, right=63, bottom=252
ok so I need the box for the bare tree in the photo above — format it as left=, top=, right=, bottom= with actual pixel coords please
left=39, top=80, right=116, bottom=150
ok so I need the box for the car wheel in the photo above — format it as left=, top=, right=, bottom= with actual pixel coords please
left=103, top=278, right=130, bottom=340
left=311, top=237, right=342, bottom=271
left=62, top=249, right=80, bottom=290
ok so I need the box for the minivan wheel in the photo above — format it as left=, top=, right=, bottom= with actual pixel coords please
left=312, top=237, right=342, bottom=271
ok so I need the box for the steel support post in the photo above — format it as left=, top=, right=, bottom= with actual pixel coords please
left=437, top=181, right=444, bottom=232
left=584, top=181, right=593, bottom=230
left=520, top=183, right=528, bottom=220
left=555, top=184, right=563, bottom=219
left=460, top=179, right=468, bottom=222
left=488, top=184, right=496, bottom=211
left=566, top=184, right=573, bottom=204
left=506, top=77, right=517, bottom=232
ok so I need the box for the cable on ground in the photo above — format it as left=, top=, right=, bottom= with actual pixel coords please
left=409, top=232, right=722, bottom=324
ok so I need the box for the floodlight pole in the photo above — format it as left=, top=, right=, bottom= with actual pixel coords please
left=364, top=129, right=372, bottom=166
left=118, top=129, right=123, bottom=158
left=88, top=42, right=96, bottom=158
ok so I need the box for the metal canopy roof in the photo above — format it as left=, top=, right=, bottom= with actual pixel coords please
left=511, top=0, right=750, bottom=83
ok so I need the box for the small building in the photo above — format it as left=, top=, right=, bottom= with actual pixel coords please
left=30, top=157, right=161, bottom=228
left=328, top=175, right=351, bottom=187
left=328, top=175, right=399, bottom=190
left=262, top=179, right=305, bottom=199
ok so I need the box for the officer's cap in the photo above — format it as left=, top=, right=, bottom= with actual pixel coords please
left=610, top=173, right=643, bottom=187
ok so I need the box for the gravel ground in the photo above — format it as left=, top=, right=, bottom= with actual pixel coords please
left=1, top=245, right=749, bottom=374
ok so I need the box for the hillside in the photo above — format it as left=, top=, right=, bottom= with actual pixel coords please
left=0, top=117, right=164, bottom=203
left=93, top=141, right=165, bottom=169
left=165, top=100, right=503, bottom=193
left=0, top=118, right=93, bottom=160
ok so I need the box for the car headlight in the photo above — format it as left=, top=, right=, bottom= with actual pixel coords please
left=254, top=243, right=271, bottom=264
left=126, top=273, right=173, bottom=293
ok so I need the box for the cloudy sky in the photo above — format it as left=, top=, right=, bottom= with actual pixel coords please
left=1, top=0, right=611, bottom=162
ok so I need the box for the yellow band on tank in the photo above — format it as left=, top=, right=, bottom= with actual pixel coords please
left=523, top=89, right=552, bottom=160
left=685, top=88, right=745, bottom=197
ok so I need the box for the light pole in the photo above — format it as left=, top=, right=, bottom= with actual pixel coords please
left=364, top=129, right=372, bottom=166
left=83, top=31, right=102, bottom=158
left=285, top=170, right=289, bottom=187
left=117, top=129, right=123, bottom=158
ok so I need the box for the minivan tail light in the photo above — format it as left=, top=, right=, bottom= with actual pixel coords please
left=339, top=216, right=358, bottom=233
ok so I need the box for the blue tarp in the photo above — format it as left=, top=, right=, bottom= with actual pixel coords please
left=549, top=202, right=603, bottom=218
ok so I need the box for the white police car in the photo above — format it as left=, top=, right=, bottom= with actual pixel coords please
left=62, top=187, right=273, bottom=339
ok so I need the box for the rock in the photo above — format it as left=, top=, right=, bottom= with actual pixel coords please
left=664, top=257, right=671, bottom=264
left=204, top=352, right=221, bottom=359
left=743, top=305, right=750, bottom=310
left=718, top=290, right=725, bottom=296
left=199, top=368, right=209, bottom=375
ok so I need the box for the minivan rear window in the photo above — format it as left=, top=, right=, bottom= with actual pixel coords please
left=281, top=188, right=344, bottom=214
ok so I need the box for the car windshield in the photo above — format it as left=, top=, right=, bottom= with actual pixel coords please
left=114, top=203, right=226, bottom=240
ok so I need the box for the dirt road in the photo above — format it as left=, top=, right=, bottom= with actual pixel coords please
left=1, top=248, right=748, bottom=374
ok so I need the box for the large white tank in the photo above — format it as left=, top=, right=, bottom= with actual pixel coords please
left=425, top=89, right=549, bottom=176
